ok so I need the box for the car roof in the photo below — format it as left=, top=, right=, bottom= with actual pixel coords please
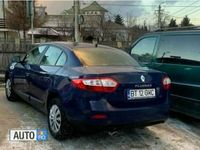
left=145, top=30, right=200, bottom=36
left=40, top=41, right=118, bottom=51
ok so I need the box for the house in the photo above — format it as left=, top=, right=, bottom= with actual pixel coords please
left=0, top=0, right=21, bottom=44
left=65, top=1, right=108, bottom=41
left=0, top=0, right=6, bottom=29
left=41, top=1, right=147, bottom=48
left=43, top=1, right=108, bottom=41
left=27, top=28, right=62, bottom=43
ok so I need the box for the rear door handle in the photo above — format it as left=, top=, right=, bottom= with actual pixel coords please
left=30, top=70, right=48, bottom=75
left=184, top=67, right=192, bottom=71
left=25, top=72, right=30, bottom=77
left=39, top=71, right=48, bottom=75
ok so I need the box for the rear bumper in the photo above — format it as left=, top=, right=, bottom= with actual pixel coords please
left=65, top=99, right=169, bottom=127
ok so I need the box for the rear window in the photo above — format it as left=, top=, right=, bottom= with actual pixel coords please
left=74, top=48, right=140, bottom=67
left=157, top=34, right=200, bottom=65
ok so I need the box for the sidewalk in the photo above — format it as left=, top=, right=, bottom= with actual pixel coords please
left=0, top=74, right=5, bottom=87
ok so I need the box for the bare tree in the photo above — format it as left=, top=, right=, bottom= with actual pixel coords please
left=127, top=15, right=137, bottom=27
left=6, top=1, right=28, bottom=41
left=5, top=1, right=46, bottom=42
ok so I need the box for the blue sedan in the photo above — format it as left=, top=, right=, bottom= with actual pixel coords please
left=5, top=42, right=170, bottom=140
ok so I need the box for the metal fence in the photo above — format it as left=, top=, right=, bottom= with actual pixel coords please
left=0, top=41, right=128, bottom=74
left=0, top=41, right=33, bottom=73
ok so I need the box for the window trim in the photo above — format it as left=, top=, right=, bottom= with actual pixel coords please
left=55, top=51, right=67, bottom=66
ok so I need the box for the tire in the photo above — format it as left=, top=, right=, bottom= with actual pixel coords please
left=48, top=98, right=74, bottom=140
left=5, top=78, right=17, bottom=101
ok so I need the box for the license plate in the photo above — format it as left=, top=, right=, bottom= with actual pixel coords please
left=127, top=88, right=156, bottom=100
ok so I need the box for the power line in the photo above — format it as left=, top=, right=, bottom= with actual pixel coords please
left=100, top=3, right=200, bottom=8
left=105, top=0, right=189, bottom=2
left=172, top=0, right=199, bottom=16
left=187, top=8, right=200, bottom=16
left=170, top=5, right=200, bottom=18
left=183, top=6, right=200, bottom=16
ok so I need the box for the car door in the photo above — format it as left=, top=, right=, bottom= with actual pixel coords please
left=13, top=45, right=47, bottom=101
left=130, top=36, right=158, bottom=67
left=28, top=45, right=67, bottom=108
left=151, top=34, right=200, bottom=111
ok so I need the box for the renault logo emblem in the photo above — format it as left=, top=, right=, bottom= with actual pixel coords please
left=141, top=75, right=145, bottom=82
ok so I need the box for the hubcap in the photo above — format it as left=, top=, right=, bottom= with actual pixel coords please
left=6, top=79, right=11, bottom=97
left=49, top=105, right=61, bottom=133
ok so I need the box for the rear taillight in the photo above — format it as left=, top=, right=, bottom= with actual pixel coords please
left=91, top=114, right=107, bottom=119
left=162, top=76, right=171, bottom=90
left=72, top=77, right=119, bottom=93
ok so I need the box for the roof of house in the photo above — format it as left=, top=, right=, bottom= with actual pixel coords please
left=81, top=1, right=108, bottom=12
left=63, top=6, right=76, bottom=15
left=27, top=28, right=60, bottom=36
left=63, top=1, right=108, bottom=15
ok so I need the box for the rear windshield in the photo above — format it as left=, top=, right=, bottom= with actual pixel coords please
left=74, top=48, right=140, bottom=67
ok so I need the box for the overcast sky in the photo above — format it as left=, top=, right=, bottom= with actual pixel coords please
left=37, top=0, right=200, bottom=26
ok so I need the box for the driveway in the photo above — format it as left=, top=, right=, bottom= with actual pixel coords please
left=0, top=88, right=200, bottom=150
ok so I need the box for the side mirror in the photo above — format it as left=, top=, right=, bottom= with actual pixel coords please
left=11, top=56, right=21, bottom=63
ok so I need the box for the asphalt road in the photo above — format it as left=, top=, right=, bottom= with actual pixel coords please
left=0, top=88, right=200, bottom=150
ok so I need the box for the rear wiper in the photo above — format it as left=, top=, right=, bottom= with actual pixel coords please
left=170, top=55, right=181, bottom=59
left=160, top=51, right=170, bottom=63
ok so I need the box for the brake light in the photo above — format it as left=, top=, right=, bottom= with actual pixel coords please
left=72, top=77, right=119, bottom=93
left=162, top=76, right=171, bottom=90
left=91, top=114, right=107, bottom=119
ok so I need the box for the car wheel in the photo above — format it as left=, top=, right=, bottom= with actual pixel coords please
left=5, top=78, right=17, bottom=101
left=48, top=98, right=74, bottom=140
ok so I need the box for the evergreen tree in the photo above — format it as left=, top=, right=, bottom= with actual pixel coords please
left=181, top=16, right=193, bottom=27
left=168, top=18, right=178, bottom=27
left=114, top=14, right=124, bottom=25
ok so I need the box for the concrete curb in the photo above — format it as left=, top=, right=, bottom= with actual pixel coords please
left=0, top=84, right=5, bottom=88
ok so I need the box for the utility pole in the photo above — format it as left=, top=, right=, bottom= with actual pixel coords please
left=74, top=0, right=80, bottom=42
left=2, top=0, right=6, bottom=43
left=158, top=5, right=161, bottom=29
left=2, top=0, right=5, bottom=27
left=30, top=0, right=34, bottom=44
